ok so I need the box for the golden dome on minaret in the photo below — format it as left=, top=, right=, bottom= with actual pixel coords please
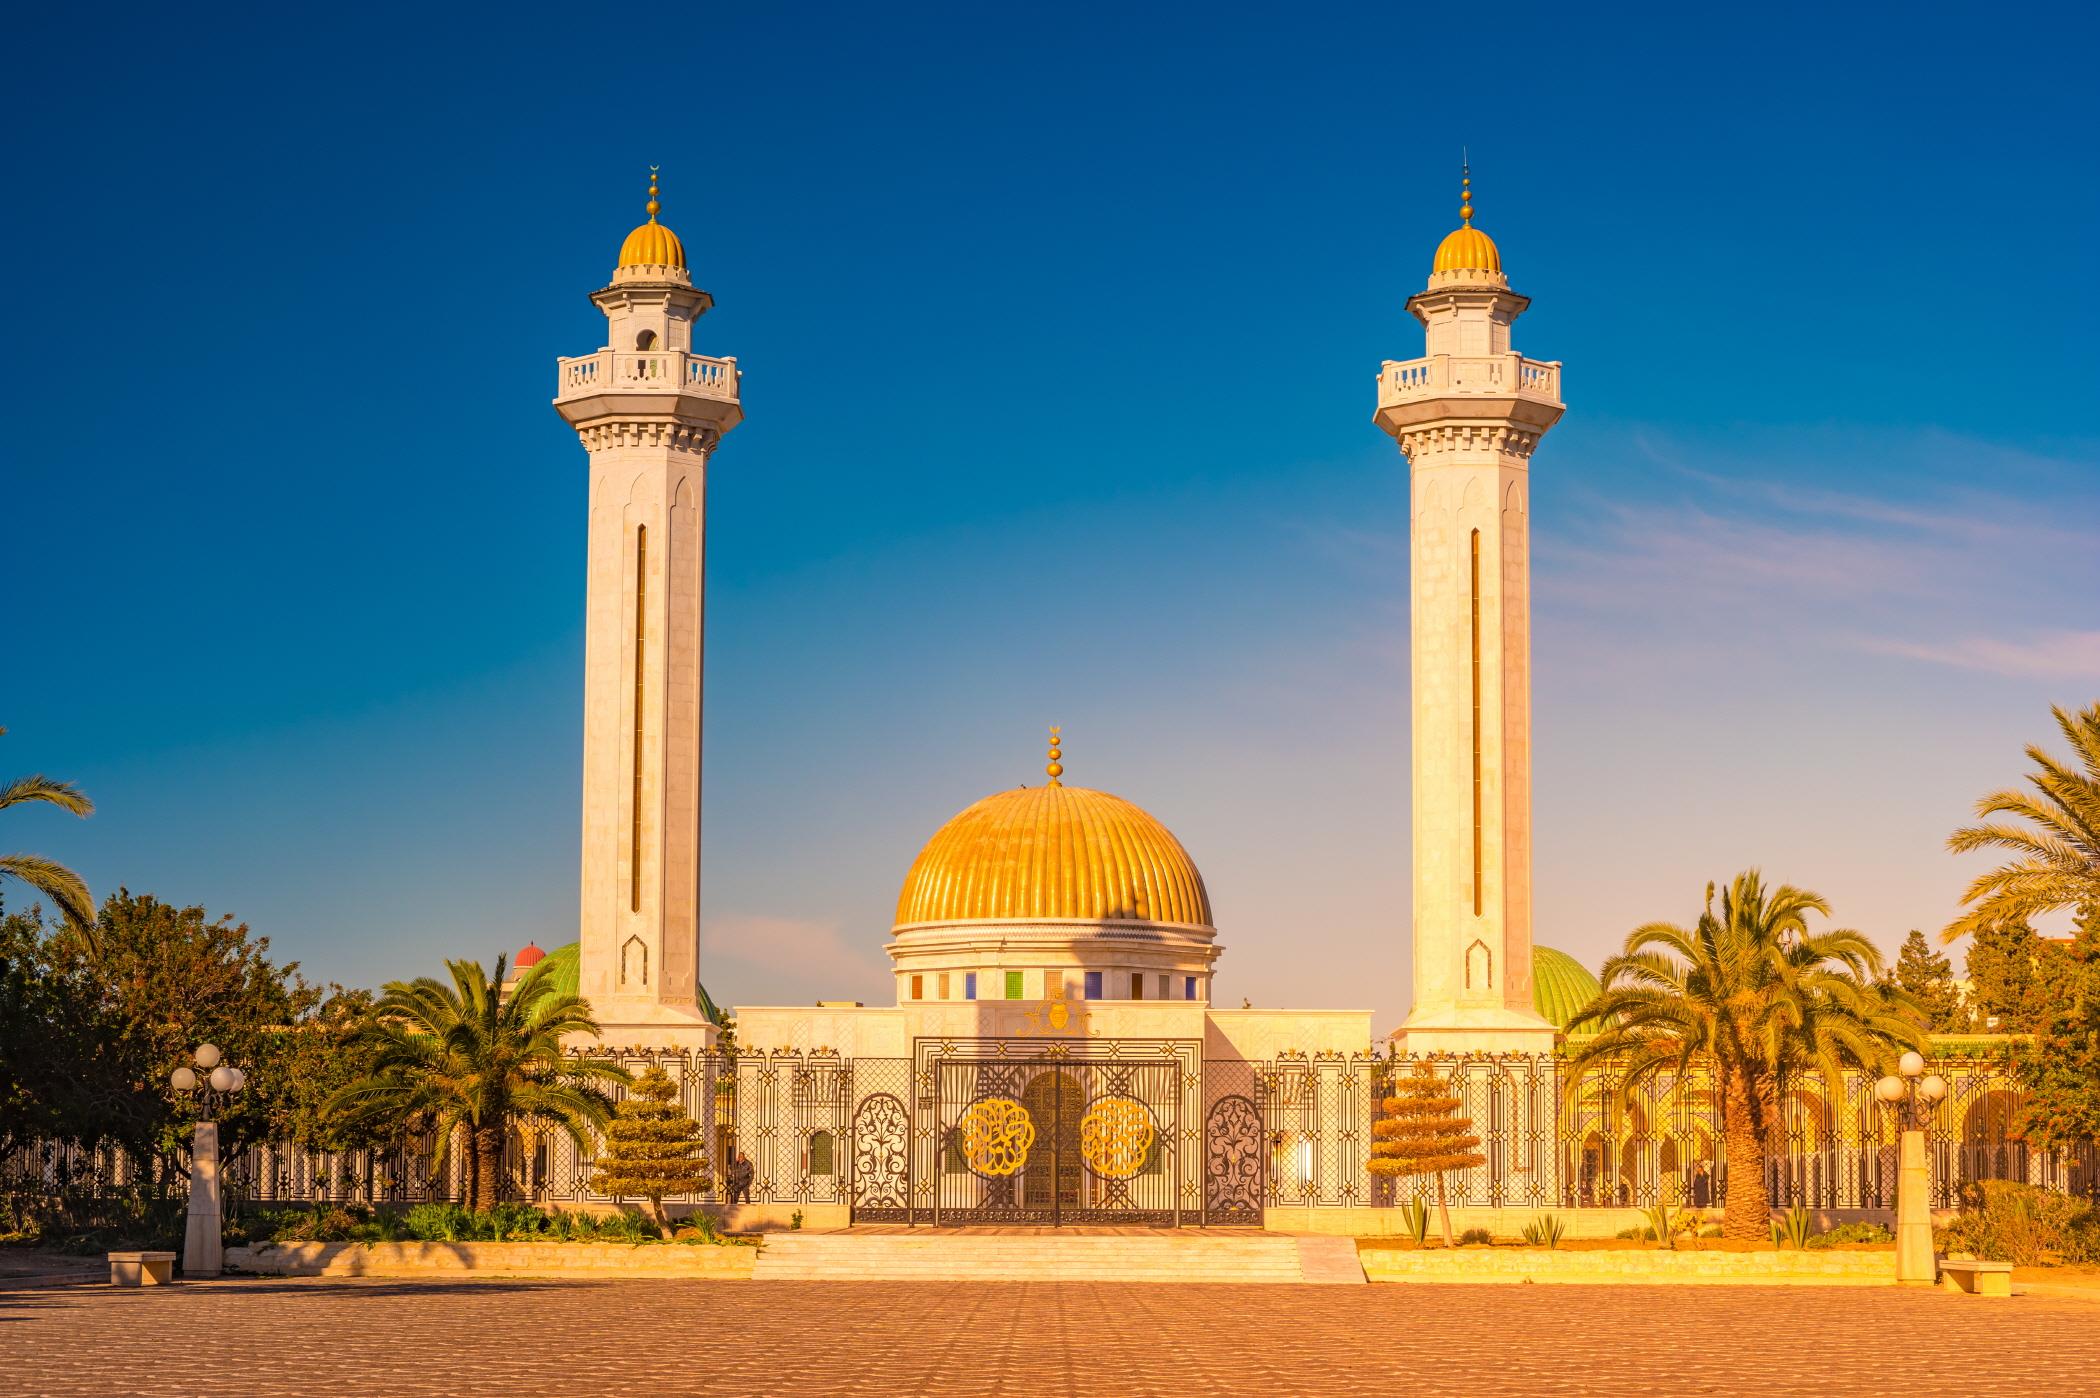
left=617, top=167, right=688, bottom=271
left=893, top=731, right=1213, bottom=929
left=1431, top=167, right=1502, bottom=275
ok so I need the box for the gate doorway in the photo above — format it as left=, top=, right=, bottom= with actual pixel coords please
left=930, top=1056, right=1183, bottom=1225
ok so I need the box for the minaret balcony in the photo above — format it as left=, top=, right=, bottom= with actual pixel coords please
left=556, top=350, right=740, bottom=404
left=1375, top=352, right=1563, bottom=435
left=554, top=350, right=743, bottom=435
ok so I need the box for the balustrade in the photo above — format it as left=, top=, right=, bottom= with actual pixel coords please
left=555, top=349, right=739, bottom=401
left=1378, top=353, right=1561, bottom=407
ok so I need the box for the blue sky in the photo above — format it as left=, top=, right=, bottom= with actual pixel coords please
left=4, top=2, right=2096, bottom=1029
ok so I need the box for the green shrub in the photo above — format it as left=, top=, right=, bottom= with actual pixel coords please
left=1936, top=1180, right=2098, bottom=1266
left=1399, top=1198, right=1431, bottom=1247
left=402, top=1202, right=476, bottom=1242
left=244, top=1204, right=381, bottom=1244
left=1519, top=1213, right=1564, bottom=1248
left=1457, top=1227, right=1493, bottom=1246
left=232, top=1201, right=679, bottom=1247
left=1771, top=1206, right=1814, bottom=1249
left=1808, top=1221, right=1892, bottom=1248
left=1614, top=1226, right=1658, bottom=1241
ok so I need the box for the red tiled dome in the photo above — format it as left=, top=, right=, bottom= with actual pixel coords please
left=513, top=943, right=546, bottom=969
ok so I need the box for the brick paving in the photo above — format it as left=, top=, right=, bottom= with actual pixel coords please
left=3, top=1277, right=2098, bottom=1396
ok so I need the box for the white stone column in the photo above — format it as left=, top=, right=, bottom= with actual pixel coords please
left=1376, top=197, right=1563, bottom=1058
left=182, top=1122, right=223, bottom=1278
left=554, top=202, right=741, bottom=1051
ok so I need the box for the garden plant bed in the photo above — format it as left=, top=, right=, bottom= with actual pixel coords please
left=1357, top=1237, right=1894, bottom=1254
left=226, top=1239, right=758, bottom=1280
left=1356, top=1240, right=1897, bottom=1285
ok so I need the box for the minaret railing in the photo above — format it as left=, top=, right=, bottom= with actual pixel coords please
left=1376, top=353, right=1561, bottom=409
left=556, top=349, right=740, bottom=402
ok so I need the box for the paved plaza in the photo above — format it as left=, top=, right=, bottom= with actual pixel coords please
left=3, top=1278, right=2098, bottom=1396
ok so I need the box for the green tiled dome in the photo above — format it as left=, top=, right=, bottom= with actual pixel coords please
left=1532, top=945, right=1601, bottom=1031
left=532, top=941, right=726, bottom=1027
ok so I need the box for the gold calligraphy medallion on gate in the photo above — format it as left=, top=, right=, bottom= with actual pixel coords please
left=959, top=1096, right=1035, bottom=1177
left=1079, top=1095, right=1155, bottom=1180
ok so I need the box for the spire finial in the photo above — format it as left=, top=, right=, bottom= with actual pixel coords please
left=1045, top=726, right=1064, bottom=786
left=1460, top=150, right=1473, bottom=226
left=646, top=166, right=661, bottom=223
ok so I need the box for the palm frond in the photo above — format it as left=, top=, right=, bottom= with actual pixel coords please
left=0, top=853, right=97, bottom=933
left=0, top=774, right=94, bottom=818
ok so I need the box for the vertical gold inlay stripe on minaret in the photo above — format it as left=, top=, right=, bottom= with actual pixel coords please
left=1470, top=527, right=1482, bottom=918
left=632, top=524, right=647, bottom=914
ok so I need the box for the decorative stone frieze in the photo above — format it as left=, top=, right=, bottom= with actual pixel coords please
left=575, top=422, right=722, bottom=453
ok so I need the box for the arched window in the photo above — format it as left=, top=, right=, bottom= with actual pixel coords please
left=635, top=329, right=658, bottom=350
left=631, top=525, right=647, bottom=912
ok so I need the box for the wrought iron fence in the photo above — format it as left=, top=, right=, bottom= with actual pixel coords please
left=6, top=1047, right=2094, bottom=1224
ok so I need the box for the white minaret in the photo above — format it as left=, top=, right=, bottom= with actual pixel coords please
left=1377, top=170, right=1563, bottom=1055
left=554, top=171, right=740, bottom=1047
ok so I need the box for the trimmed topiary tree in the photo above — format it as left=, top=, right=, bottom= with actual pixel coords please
left=1367, top=1063, right=1486, bottom=1247
left=591, top=1064, right=712, bottom=1228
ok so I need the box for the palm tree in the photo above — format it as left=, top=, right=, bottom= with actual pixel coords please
left=1, top=727, right=96, bottom=944
left=1940, top=701, right=2100, bottom=945
left=1565, top=871, right=1923, bottom=1241
left=327, top=955, right=631, bottom=1210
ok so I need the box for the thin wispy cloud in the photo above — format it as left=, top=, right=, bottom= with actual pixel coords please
left=705, top=913, right=889, bottom=1003
left=1540, top=426, right=2100, bottom=681
left=1859, top=630, right=2100, bottom=680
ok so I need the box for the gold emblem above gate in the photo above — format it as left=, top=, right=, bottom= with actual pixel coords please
left=1080, top=1095, right=1155, bottom=1180
left=959, top=1096, right=1035, bottom=1177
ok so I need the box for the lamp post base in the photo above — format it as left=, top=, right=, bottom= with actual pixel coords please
left=183, top=1120, right=224, bottom=1279
left=1896, top=1126, right=1933, bottom=1285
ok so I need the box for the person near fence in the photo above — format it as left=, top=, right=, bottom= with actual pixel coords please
left=1690, top=1160, right=1712, bottom=1209
left=726, top=1149, right=754, bottom=1207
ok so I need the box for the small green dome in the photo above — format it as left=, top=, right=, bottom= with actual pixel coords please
left=534, top=941, right=726, bottom=1027
left=1532, top=945, right=1601, bottom=1031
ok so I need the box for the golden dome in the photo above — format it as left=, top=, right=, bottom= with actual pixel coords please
left=617, top=168, right=687, bottom=271
left=1431, top=166, right=1501, bottom=275
left=1432, top=224, right=1501, bottom=275
left=895, top=736, right=1212, bottom=929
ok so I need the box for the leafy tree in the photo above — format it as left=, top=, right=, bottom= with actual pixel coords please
left=591, top=1064, right=712, bottom=1227
left=327, top=956, right=630, bottom=1210
left=0, top=727, right=96, bottom=946
left=1962, top=922, right=2074, bottom=1034
left=66, top=890, right=321, bottom=1163
left=0, top=903, right=128, bottom=1157
left=1888, top=930, right=1965, bottom=1031
left=1942, top=702, right=2100, bottom=945
left=1566, top=871, right=1924, bottom=1242
left=2, top=891, right=347, bottom=1191
left=2017, top=910, right=2100, bottom=1153
left=1367, top=1063, right=1485, bottom=1247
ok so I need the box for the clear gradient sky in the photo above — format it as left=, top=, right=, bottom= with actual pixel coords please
left=5, top=3, right=2097, bottom=1030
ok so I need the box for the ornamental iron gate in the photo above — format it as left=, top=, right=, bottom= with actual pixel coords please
left=928, top=1056, right=1185, bottom=1225
left=11, top=1045, right=2094, bottom=1230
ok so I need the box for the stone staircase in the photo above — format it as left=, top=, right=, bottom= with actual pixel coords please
left=751, top=1231, right=1364, bottom=1284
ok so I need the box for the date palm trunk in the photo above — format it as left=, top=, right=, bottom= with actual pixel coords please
left=1720, top=1078, right=1772, bottom=1242
left=475, top=1124, right=504, bottom=1211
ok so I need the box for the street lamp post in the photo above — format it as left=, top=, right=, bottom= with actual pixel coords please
left=171, top=1043, right=246, bottom=1279
left=1875, top=1050, right=1948, bottom=1286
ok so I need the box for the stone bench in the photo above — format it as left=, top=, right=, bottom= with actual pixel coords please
left=1938, top=1259, right=2013, bottom=1296
left=107, top=1251, right=177, bottom=1286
